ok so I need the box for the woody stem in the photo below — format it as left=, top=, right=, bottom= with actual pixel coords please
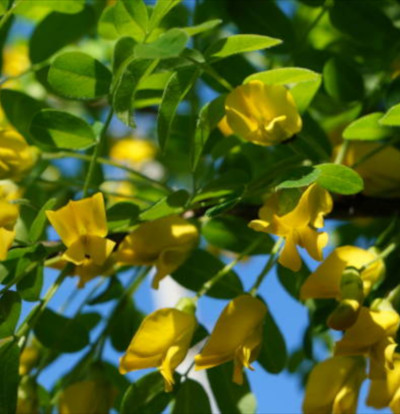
left=195, top=235, right=265, bottom=300
left=249, top=237, right=284, bottom=296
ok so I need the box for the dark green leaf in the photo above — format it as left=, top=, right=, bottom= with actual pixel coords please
left=89, top=277, right=124, bottom=305
left=203, top=216, right=273, bottom=255
left=172, top=379, right=212, bottom=414
left=315, top=163, right=364, bottom=195
left=113, top=58, right=157, bottom=127
left=16, top=266, right=43, bottom=302
left=33, top=308, right=90, bottom=353
left=109, top=298, right=143, bottom=352
left=207, top=363, right=256, bottom=414
left=257, top=309, right=287, bottom=374
left=75, top=312, right=102, bottom=331
left=30, top=109, right=96, bottom=151
left=48, top=52, right=112, bottom=100
left=190, top=323, right=209, bottom=347
left=107, top=202, right=140, bottom=232
left=192, top=95, right=226, bottom=170
left=29, top=198, right=57, bottom=243
left=205, top=34, right=281, bottom=61
left=120, top=371, right=174, bottom=414
left=113, top=37, right=136, bottom=73
left=0, top=90, right=46, bottom=140
left=277, top=263, right=310, bottom=300
left=0, top=341, right=19, bottom=414
left=0, top=291, right=21, bottom=338
left=205, top=195, right=242, bottom=218
left=139, top=190, right=189, bottom=221
left=172, top=249, right=243, bottom=299
left=157, top=66, right=200, bottom=151
left=323, top=57, right=364, bottom=103
left=29, top=7, right=94, bottom=64
left=135, top=29, right=188, bottom=59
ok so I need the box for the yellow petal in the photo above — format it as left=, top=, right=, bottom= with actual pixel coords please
left=195, top=295, right=266, bottom=373
left=0, top=199, right=18, bottom=229
left=0, top=227, right=15, bottom=260
left=119, top=308, right=196, bottom=379
left=110, top=138, right=156, bottom=165
left=278, top=234, right=302, bottom=272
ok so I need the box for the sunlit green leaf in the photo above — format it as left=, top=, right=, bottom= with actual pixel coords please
left=315, top=163, right=364, bottom=195
left=343, top=113, right=391, bottom=140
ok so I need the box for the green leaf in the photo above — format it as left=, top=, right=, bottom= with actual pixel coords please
left=88, top=277, right=124, bottom=305
left=157, top=66, right=200, bottom=150
left=245, top=67, right=321, bottom=113
left=277, top=263, right=310, bottom=301
left=276, top=166, right=320, bottom=190
left=315, top=163, right=364, bottom=195
left=191, top=95, right=226, bottom=170
left=29, top=198, right=57, bottom=243
left=148, top=0, right=182, bottom=32
left=0, top=291, right=21, bottom=338
left=205, top=34, right=281, bottom=61
left=29, top=7, right=94, bottom=64
left=16, top=266, right=43, bottom=302
left=203, top=216, right=273, bottom=255
left=33, top=308, right=90, bottom=353
left=182, top=19, right=222, bottom=36
left=207, top=363, right=257, bottom=414
left=135, top=28, right=188, bottom=59
left=172, top=249, right=243, bottom=299
left=109, top=298, right=143, bottom=352
left=323, top=57, right=364, bottom=103
left=343, top=113, right=391, bottom=141
left=172, top=379, right=212, bottom=414
left=48, top=52, right=112, bottom=100
left=139, top=190, right=190, bottom=221
left=15, top=0, right=85, bottom=15
left=380, top=104, right=400, bottom=127
left=120, top=371, right=174, bottom=414
left=98, top=0, right=148, bottom=41
left=30, top=109, right=96, bottom=151
left=113, top=36, right=136, bottom=73
left=0, top=89, right=47, bottom=140
left=75, top=312, right=102, bottom=331
left=0, top=341, right=19, bottom=414
left=0, top=0, right=8, bottom=15
left=107, top=202, right=140, bottom=232
left=113, top=58, right=157, bottom=127
left=257, top=308, right=287, bottom=374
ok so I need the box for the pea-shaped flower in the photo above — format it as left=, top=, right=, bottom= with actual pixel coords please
left=46, top=193, right=116, bottom=269
left=116, top=215, right=199, bottom=289
left=225, top=80, right=302, bottom=146
left=119, top=308, right=197, bottom=392
left=301, top=246, right=384, bottom=300
left=58, top=380, right=116, bottom=414
left=249, top=184, right=332, bottom=272
left=0, top=129, right=38, bottom=180
left=335, top=307, right=400, bottom=379
left=194, top=295, right=267, bottom=384
left=303, top=356, right=366, bottom=414
left=367, top=354, right=400, bottom=412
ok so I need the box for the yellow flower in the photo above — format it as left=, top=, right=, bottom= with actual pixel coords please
left=301, top=246, right=384, bottom=300
left=119, top=308, right=197, bottom=392
left=338, top=142, right=400, bottom=198
left=367, top=354, right=400, bottom=412
left=2, top=44, right=29, bottom=79
left=17, top=377, right=39, bottom=414
left=335, top=307, right=400, bottom=379
left=218, top=116, right=234, bottom=137
left=116, top=215, right=199, bottom=289
left=46, top=193, right=116, bottom=269
left=303, top=356, right=366, bottom=414
left=194, top=295, right=267, bottom=385
left=19, top=345, right=40, bottom=376
left=110, top=138, right=156, bottom=166
left=249, top=184, right=332, bottom=272
left=225, top=80, right=302, bottom=146
left=0, top=181, right=19, bottom=260
left=0, top=129, right=38, bottom=180
left=58, top=380, right=116, bottom=414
